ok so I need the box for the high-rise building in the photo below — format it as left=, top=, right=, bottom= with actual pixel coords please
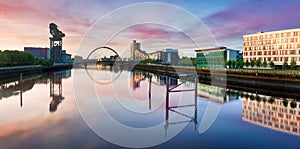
left=130, top=40, right=147, bottom=62
left=24, top=47, right=50, bottom=59
left=243, top=28, right=300, bottom=66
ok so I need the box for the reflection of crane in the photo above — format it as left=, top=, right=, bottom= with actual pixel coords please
left=49, top=23, right=65, bottom=63
left=49, top=72, right=65, bottom=112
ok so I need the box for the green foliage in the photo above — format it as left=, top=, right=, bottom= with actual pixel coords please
left=262, top=61, right=267, bottom=67
left=290, top=60, right=296, bottom=69
left=226, top=60, right=232, bottom=68
left=239, top=61, right=244, bottom=68
left=0, top=50, right=51, bottom=67
left=179, top=57, right=194, bottom=66
left=231, top=60, right=236, bottom=68
left=245, top=60, right=250, bottom=67
left=255, top=60, right=261, bottom=67
left=283, top=61, right=289, bottom=69
left=250, top=60, right=255, bottom=68
left=269, top=61, right=275, bottom=69
left=139, top=58, right=153, bottom=64
left=235, top=61, right=240, bottom=68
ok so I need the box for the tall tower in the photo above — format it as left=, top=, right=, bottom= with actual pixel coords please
left=49, top=23, right=65, bottom=64
left=130, top=40, right=140, bottom=62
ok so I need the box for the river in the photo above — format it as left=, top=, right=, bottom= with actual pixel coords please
left=0, top=68, right=299, bottom=148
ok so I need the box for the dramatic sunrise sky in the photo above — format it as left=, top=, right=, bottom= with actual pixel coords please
left=1, top=0, right=300, bottom=57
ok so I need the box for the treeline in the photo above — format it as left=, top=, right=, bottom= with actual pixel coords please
left=0, top=50, right=52, bottom=67
left=227, top=59, right=297, bottom=69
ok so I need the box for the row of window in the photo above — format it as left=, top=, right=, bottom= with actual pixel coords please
left=244, top=44, right=300, bottom=51
left=244, top=50, right=300, bottom=56
left=244, top=37, right=300, bottom=46
left=244, top=31, right=300, bottom=41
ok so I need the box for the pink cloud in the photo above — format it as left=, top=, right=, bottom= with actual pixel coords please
left=204, top=0, right=300, bottom=40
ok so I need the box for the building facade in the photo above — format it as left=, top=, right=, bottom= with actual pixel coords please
left=148, top=48, right=179, bottom=65
left=24, top=47, right=50, bottom=59
left=195, top=46, right=242, bottom=68
left=130, top=40, right=147, bottom=62
left=242, top=97, right=300, bottom=136
left=243, top=28, right=300, bottom=66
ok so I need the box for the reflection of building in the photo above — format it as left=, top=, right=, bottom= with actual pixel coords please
left=243, top=28, right=300, bottom=66
left=130, top=40, right=148, bottom=62
left=195, top=46, right=242, bottom=68
left=24, top=47, right=50, bottom=59
left=130, top=71, right=146, bottom=90
left=150, top=75, right=178, bottom=86
left=197, top=83, right=238, bottom=103
left=148, top=48, right=179, bottom=65
left=242, top=98, right=300, bottom=136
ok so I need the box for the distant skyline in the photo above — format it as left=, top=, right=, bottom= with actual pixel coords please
left=1, top=0, right=300, bottom=57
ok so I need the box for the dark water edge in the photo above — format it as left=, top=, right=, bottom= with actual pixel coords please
left=0, top=64, right=72, bottom=80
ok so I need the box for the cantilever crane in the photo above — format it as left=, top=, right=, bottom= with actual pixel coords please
left=49, top=23, right=65, bottom=63
left=49, top=23, right=65, bottom=39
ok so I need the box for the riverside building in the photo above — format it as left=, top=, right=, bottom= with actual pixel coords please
left=195, top=46, right=242, bottom=68
left=243, top=28, right=300, bottom=66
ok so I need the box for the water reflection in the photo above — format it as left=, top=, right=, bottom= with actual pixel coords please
left=0, top=70, right=71, bottom=112
left=198, top=80, right=300, bottom=137
left=242, top=96, right=300, bottom=136
left=49, top=71, right=71, bottom=112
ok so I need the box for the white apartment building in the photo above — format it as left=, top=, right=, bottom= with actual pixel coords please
left=243, top=28, right=300, bottom=66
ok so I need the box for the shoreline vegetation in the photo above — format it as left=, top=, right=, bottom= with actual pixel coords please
left=0, top=50, right=52, bottom=67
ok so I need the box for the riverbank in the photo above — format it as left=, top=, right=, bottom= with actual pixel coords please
left=132, top=64, right=300, bottom=82
left=132, top=64, right=300, bottom=99
left=0, top=64, right=73, bottom=79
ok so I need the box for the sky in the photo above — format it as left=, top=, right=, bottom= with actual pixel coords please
left=1, top=0, right=300, bottom=58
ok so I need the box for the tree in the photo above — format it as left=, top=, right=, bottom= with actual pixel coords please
left=283, top=60, right=288, bottom=69
left=240, top=61, right=244, bottom=68
left=245, top=60, right=250, bottom=67
left=269, top=61, right=275, bottom=69
left=139, top=58, right=153, bottom=64
left=226, top=60, right=231, bottom=68
left=231, top=60, right=236, bottom=68
left=262, top=61, right=267, bottom=67
left=178, top=57, right=193, bottom=66
left=236, top=61, right=240, bottom=68
left=250, top=60, right=255, bottom=68
left=255, top=60, right=261, bottom=68
left=290, top=60, right=296, bottom=69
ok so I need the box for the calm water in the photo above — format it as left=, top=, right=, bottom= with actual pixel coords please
left=0, top=68, right=299, bottom=149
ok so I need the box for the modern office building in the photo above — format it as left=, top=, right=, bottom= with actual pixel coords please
left=24, top=47, right=50, bottom=59
left=242, top=97, right=300, bottom=136
left=243, top=28, right=300, bottom=66
left=130, top=40, right=148, bottom=62
left=195, top=46, right=242, bottom=68
left=148, top=48, right=179, bottom=65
